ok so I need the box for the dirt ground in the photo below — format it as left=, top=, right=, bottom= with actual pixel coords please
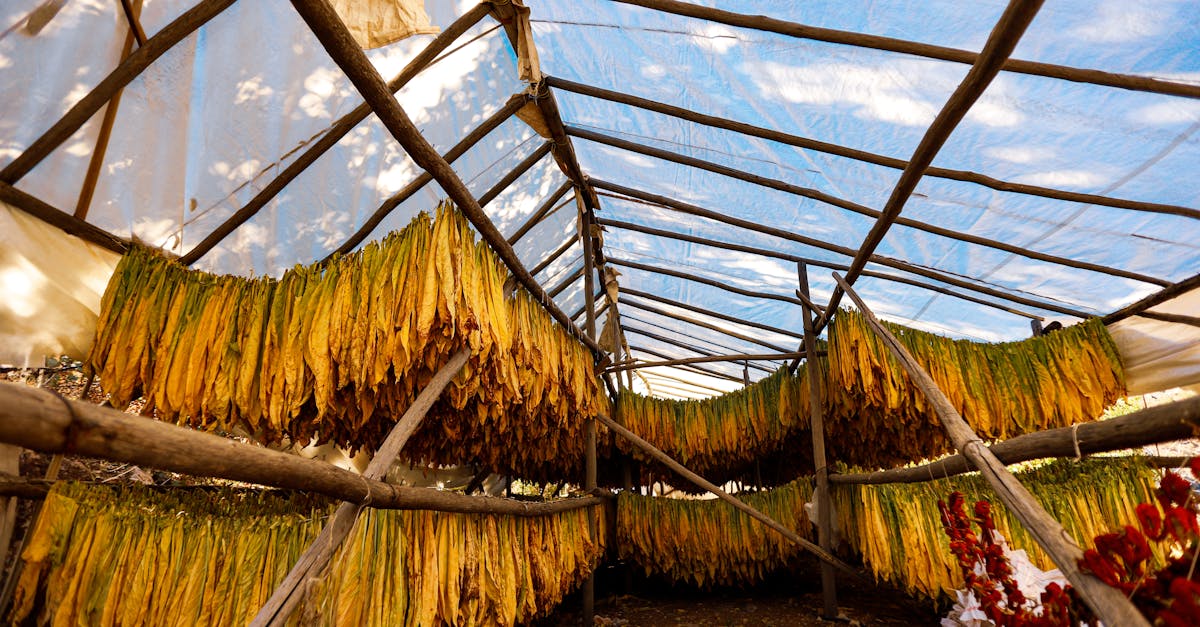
left=540, top=560, right=939, bottom=626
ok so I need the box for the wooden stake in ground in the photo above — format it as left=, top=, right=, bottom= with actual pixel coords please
left=251, top=347, right=470, bottom=626
left=830, top=272, right=1149, bottom=626
left=597, top=414, right=859, bottom=578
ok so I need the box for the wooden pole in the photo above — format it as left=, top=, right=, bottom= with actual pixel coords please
left=610, top=257, right=803, bottom=306
left=549, top=76, right=1200, bottom=221
left=621, top=287, right=805, bottom=339
left=604, top=351, right=805, bottom=374
left=0, top=382, right=604, bottom=517
left=320, top=94, right=527, bottom=262
left=181, top=3, right=494, bottom=264
left=638, top=371, right=730, bottom=395
left=577, top=192, right=600, bottom=627
left=0, top=182, right=128, bottom=254
left=599, top=217, right=1047, bottom=320
left=832, top=395, right=1200, bottom=485
left=117, top=0, right=147, bottom=46
left=1135, top=311, right=1200, bottom=329
left=74, top=0, right=143, bottom=219
left=547, top=266, right=584, bottom=299
left=287, top=0, right=604, bottom=357
left=571, top=127, right=1167, bottom=286
left=608, top=0, right=1200, bottom=100
left=253, top=348, right=470, bottom=626
left=798, top=263, right=837, bottom=618
left=620, top=325, right=776, bottom=373
left=597, top=413, right=859, bottom=576
left=1103, top=273, right=1200, bottom=325
left=591, top=179, right=1091, bottom=318
left=628, top=345, right=745, bottom=383
left=620, top=297, right=796, bottom=354
left=0, top=0, right=236, bottom=185
left=826, top=0, right=1047, bottom=319
left=507, top=181, right=573, bottom=244
left=529, top=234, right=578, bottom=277
left=830, top=272, right=1149, bottom=626
left=477, top=142, right=553, bottom=206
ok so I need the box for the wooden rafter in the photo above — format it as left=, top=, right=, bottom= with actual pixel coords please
left=609, top=257, right=803, bottom=306
left=288, top=0, right=603, bottom=356
left=628, top=344, right=745, bottom=383
left=0, top=183, right=128, bottom=253
left=1103, top=273, right=1200, bottom=325
left=610, top=0, right=1200, bottom=100
left=528, top=234, right=578, bottom=277
left=621, top=287, right=806, bottom=340
left=604, top=351, right=805, bottom=374
left=506, top=181, right=573, bottom=244
left=183, top=5, right=498, bottom=264
left=620, top=324, right=778, bottom=372
left=825, top=0, right=1045, bottom=319
left=619, top=298, right=793, bottom=355
left=0, top=0, right=237, bottom=186
left=570, top=126, right=1169, bottom=286
left=547, top=76, right=1200, bottom=221
left=599, top=217, right=1046, bottom=320
left=592, top=179, right=1093, bottom=318
left=477, top=141, right=553, bottom=206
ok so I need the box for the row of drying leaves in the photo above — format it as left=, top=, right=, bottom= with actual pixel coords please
left=939, top=457, right=1200, bottom=626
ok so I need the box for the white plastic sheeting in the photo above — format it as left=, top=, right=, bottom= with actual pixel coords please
left=1, top=1, right=1197, bottom=397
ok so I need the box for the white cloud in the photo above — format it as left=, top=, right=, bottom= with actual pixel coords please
left=1068, top=1, right=1171, bottom=43
left=690, top=23, right=739, bottom=54
left=983, top=145, right=1056, bottom=164
left=1014, top=169, right=1107, bottom=188
left=1128, top=101, right=1200, bottom=126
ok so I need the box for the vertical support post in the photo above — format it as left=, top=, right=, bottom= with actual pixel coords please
left=1030, top=319, right=1044, bottom=337
left=798, top=262, right=838, bottom=619
left=578, top=192, right=598, bottom=626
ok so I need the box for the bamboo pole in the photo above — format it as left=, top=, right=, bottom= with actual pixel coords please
left=621, top=325, right=776, bottom=373
left=609, top=258, right=803, bottom=306
left=506, top=181, right=573, bottom=244
left=604, top=351, right=805, bottom=374
left=570, top=127, right=1167, bottom=287
left=0, top=182, right=128, bottom=253
left=181, top=3, right=494, bottom=264
left=0, top=382, right=604, bottom=517
left=619, top=297, right=793, bottom=354
left=598, top=216, right=1047, bottom=320
left=832, top=395, right=1200, bottom=485
left=549, top=76, right=1200, bottom=221
left=75, top=0, right=143, bottom=219
left=826, top=0, right=1046, bottom=320
left=597, top=413, right=859, bottom=576
left=798, top=263, right=837, bottom=618
left=608, top=0, right=1200, bottom=100
left=253, top=347, right=470, bottom=626
left=830, top=271, right=1149, bottom=626
left=0, top=0, right=236, bottom=185
left=592, top=180, right=1092, bottom=318
left=628, top=345, right=745, bottom=383
left=287, top=0, right=604, bottom=357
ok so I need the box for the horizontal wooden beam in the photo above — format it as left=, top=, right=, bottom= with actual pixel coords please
left=0, top=382, right=603, bottom=517
left=621, top=286, right=807, bottom=339
left=609, top=257, right=803, bottom=306
left=609, top=0, right=1200, bottom=100
left=619, top=297, right=793, bottom=354
left=592, top=179, right=1092, bottom=318
left=548, top=76, right=1200, bottom=221
left=604, top=351, right=804, bottom=374
left=570, top=126, right=1167, bottom=286
left=636, top=370, right=732, bottom=395
left=1135, top=311, right=1200, bottom=329
left=0, top=182, right=128, bottom=254
left=831, top=395, right=1200, bottom=485
left=0, top=0, right=237, bottom=185
left=547, top=265, right=584, bottom=299
left=620, top=324, right=777, bottom=373
left=599, top=216, right=1045, bottom=320
left=627, top=345, right=745, bottom=383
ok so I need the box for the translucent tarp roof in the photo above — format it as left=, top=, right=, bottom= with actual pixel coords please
left=2, top=0, right=1197, bottom=395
